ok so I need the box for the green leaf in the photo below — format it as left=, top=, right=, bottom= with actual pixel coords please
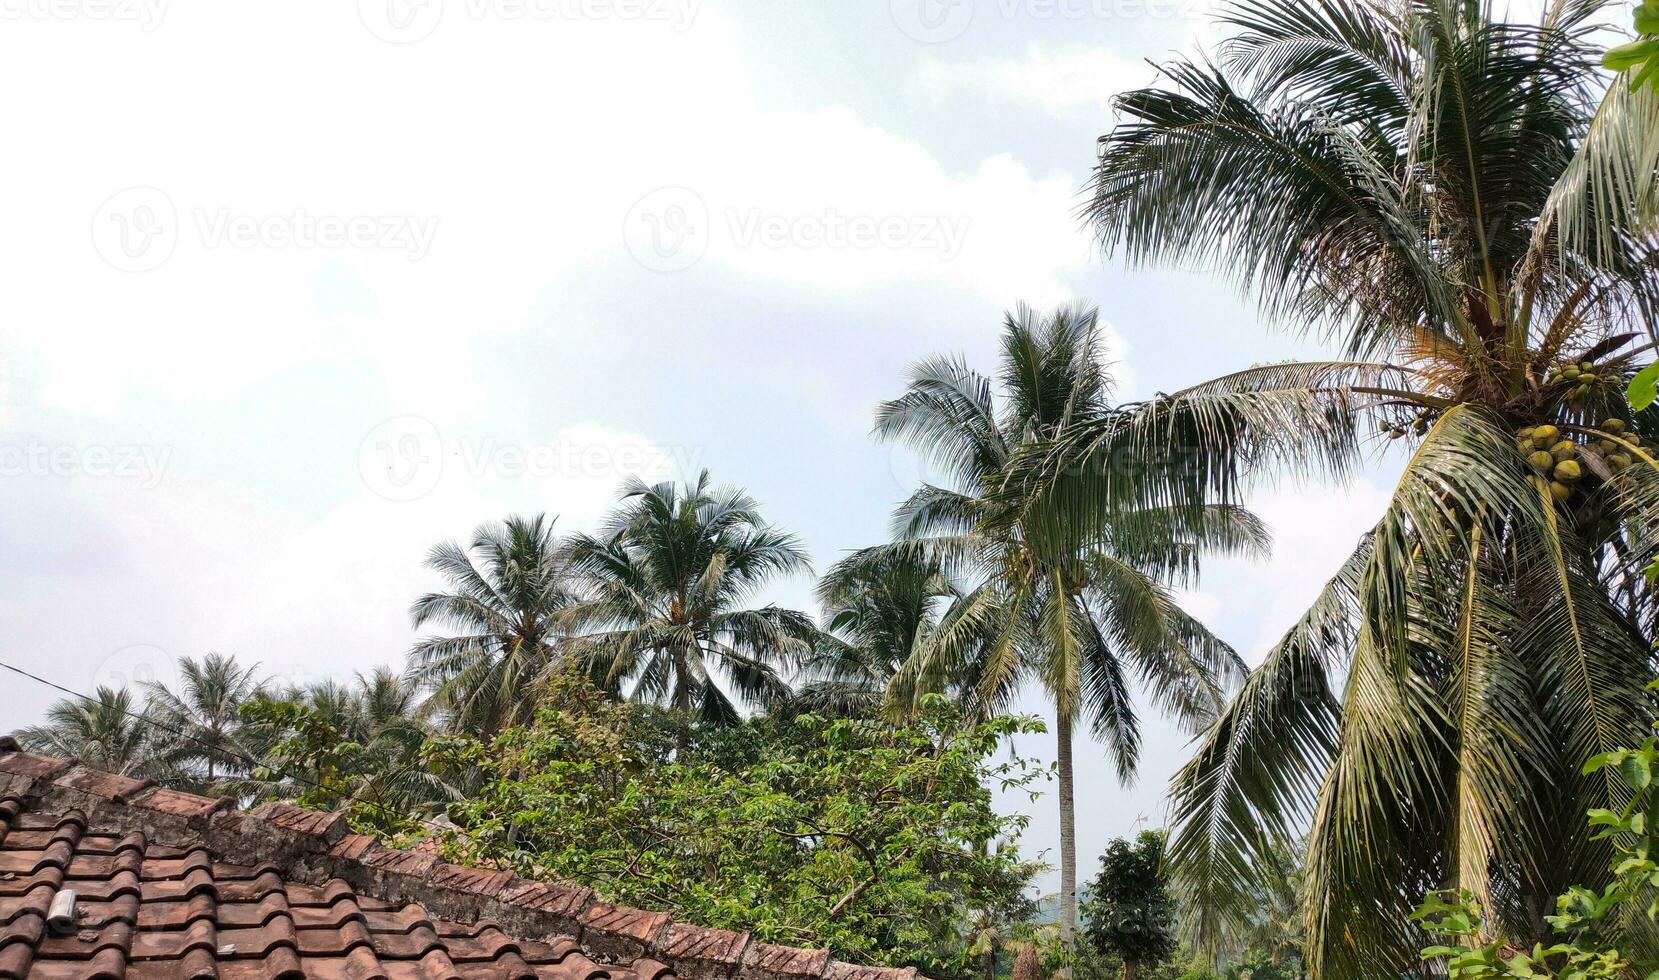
left=1627, top=362, right=1659, bottom=410
left=1605, top=37, right=1659, bottom=73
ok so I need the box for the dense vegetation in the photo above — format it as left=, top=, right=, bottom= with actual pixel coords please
left=15, top=0, right=1659, bottom=976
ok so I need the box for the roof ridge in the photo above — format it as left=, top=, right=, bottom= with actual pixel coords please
left=0, top=737, right=921, bottom=980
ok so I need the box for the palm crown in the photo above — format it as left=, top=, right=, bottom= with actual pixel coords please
left=407, top=514, right=578, bottom=735
left=561, top=471, right=817, bottom=725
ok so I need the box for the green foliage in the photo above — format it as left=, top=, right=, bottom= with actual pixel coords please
left=1083, top=832, right=1178, bottom=978
left=238, top=693, right=438, bottom=838
left=427, top=683, right=1042, bottom=977
left=1604, top=1, right=1659, bottom=91
left=15, top=686, right=187, bottom=782
left=1416, top=693, right=1659, bottom=979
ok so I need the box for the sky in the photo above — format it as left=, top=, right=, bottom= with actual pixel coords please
left=0, top=0, right=1412, bottom=894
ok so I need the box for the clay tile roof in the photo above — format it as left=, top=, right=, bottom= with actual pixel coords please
left=0, top=737, right=923, bottom=980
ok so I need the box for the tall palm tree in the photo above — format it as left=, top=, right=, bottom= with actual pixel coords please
left=144, top=652, right=268, bottom=787
left=872, top=303, right=1263, bottom=948
left=1034, top=0, right=1659, bottom=974
left=561, top=472, right=817, bottom=725
left=407, top=513, right=579, bottom=735
left=15, top=687, right=182, bottom=780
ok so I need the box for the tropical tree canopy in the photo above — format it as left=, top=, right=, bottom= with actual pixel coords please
left=142, top=651, right=268, bottom=790
left=15, top=686, right=182, bottom=781
left=407, top=513, right=579, bottom=735
left=561, top=471, right=818, bottom=725
left=792, top=547, right=965, bottom=719
left=1039, top=0, right=1659, bottom=975
left=428, top=680, right=1043, bottom=978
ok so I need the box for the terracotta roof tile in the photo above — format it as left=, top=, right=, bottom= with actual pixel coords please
left=52, top=768, right=154, bottom=805
left=132, top=787, right=228, bottom=821
left=0, top=749, right=918, bottom=979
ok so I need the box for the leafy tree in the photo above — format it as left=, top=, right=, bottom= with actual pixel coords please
left=407, top=513, right=579, bottom=735
left=143, top=652, right=268, bottom=788
left=427, top=679, right=1044, bottom=978
left=561, top=472, right=818, bottom=725
left=869, top=303, right=1259, bottom=947
left=1083, top=832, right=1178, bottom=980
left=1038, top=0, right=1659, bottom=972
left=15, top=686, right=183, bottom=780
left=241, top=669, right=454, bottom=828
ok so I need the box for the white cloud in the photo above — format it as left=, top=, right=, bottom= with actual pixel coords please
left=0, top=11, right=1094, bottom=416
left=915, top=43, right=1159, bottom=116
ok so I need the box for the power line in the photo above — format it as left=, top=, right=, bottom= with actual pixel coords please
left=0, top=658, right=478, bottom=847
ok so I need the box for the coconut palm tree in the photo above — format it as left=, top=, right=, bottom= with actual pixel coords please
left=787, top=548, right=964, bottom=719
left=1031, top=0, right=1659, bottom=974
left=15, top=687, right=183, bottom=779
left=872, top=303, right=1264, bottom=949
left=407, top=513, right=580, bottom=735
left=561, top=472, right=817, bottom=725
left=144, top=652, right=268, bottom=787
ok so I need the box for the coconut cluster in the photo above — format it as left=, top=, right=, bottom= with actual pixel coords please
left=1380, top=410, right=1437, bottom=440
left=1515, top=418, right=1639, bottom=504
left=1544, top=358, right=1607, bottom=402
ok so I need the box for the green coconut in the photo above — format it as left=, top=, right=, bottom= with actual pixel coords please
left=1554, top=459, right=1583, bottom=483
left=1528, top=450, right=1555, bottom=472
left=1550, top=481, right=1574, bottom=501
left=1610, top=453, right=1633, bottom=471
left=1604, top=418, right=1626, bottom=434
left=1551, top=439, right=1577, bottom=459
left=1532, top=424, right=1560, bottom=445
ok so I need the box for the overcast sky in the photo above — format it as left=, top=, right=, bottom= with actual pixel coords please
left=0, top=0, right=1415, bottom=893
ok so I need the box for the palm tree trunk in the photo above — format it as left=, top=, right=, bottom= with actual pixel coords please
left=1058, top=704, right=1077, bottom=951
